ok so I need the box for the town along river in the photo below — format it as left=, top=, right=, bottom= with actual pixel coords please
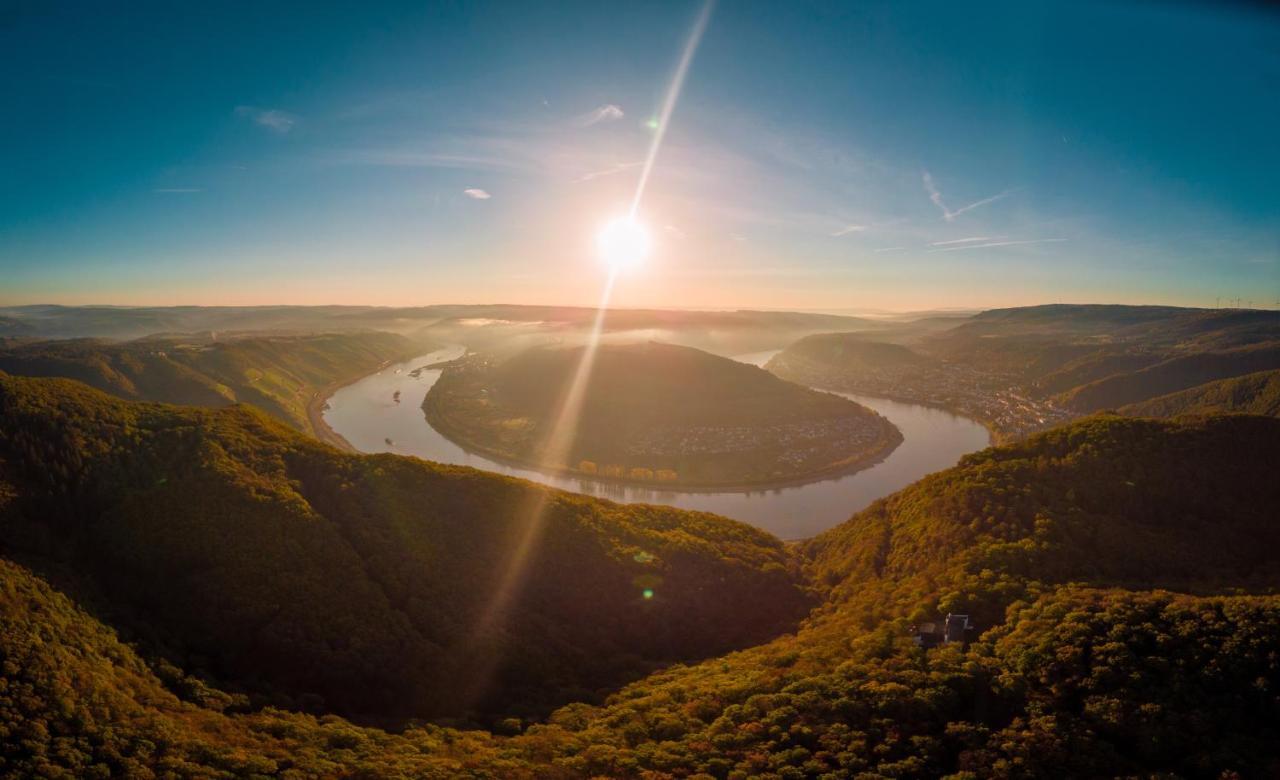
left=322, top=346, right=991, bottom=539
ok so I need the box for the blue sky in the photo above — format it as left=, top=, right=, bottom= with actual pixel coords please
left=1, top=1, right=1277, bottom=310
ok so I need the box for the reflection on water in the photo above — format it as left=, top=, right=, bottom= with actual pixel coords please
left=323, top=346, right=992, bottom=539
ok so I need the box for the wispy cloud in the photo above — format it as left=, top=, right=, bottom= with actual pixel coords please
left=928, top=238, right=1067, bottom=252
left=463, top=188, right=491, bottom=200
left=830, top=224, right=866, bottom=237
left=573, top=103, right=624, bottom=127
left=873, top=246, right=905, bottom=253
left=930, top=236, right=1006, bottom=246
left=572, top=161, right=643, bottom=183
left=342, top=149, right=528, bottom=173
left=153, top=188, right=203, bottom=193
left=923, top=172, right=1018, bottom=222
left=234, top=105, right=297, bottom=134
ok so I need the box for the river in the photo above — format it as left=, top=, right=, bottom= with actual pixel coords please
left=322, top=346, right=991, bottom=539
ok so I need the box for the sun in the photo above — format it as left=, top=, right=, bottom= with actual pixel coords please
left=596, top=217, right=651, bottom=271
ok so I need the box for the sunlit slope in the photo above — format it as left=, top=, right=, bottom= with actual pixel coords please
left=0, top=331, right=421, bottom=433
left=0, top=373, right=810, bottom=723
left=770, top=306, right=1280, bottom=440
left=425, top=341, right=900, bottom=487
left=529, top=413, right=1280, bottom=777
left=805, top=413, right=1280, bottom=610
left=1117, top=368, right=1280, bottom=418
left=931, top=302, right=1280, bottom=381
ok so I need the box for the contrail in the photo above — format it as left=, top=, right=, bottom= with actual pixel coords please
left=629, top=0, right=715, bottom=219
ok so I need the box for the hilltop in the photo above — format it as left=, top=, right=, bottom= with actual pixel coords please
left=424, top=341, right=901, bottom=488
left=3, top=390, right=1279, bottom=776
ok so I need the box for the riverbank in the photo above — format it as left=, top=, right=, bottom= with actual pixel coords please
left=306, top=349, right=437, bottom=452
left=796, top=381, right=1073, bottom=445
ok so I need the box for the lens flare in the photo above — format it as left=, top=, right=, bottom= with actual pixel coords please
left=597, top=217, right=651, bottom=271
left=454, top=0, right=714, bottom=712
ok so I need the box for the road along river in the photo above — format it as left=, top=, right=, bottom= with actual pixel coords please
left=322, top=346, right=991, bottom=539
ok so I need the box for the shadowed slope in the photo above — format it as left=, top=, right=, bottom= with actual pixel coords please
left=1118, top=368, right=1280, bottom=418
left=0, top=372, right=811, bottom=724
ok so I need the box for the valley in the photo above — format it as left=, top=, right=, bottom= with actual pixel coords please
left=2, top=372, right=1278, bottom=777
left=2, top=303, right=1280, bottom=777
left=322, top=346, right=989, bottom=538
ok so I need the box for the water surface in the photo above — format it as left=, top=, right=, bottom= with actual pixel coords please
left=323, top=346, right=991, bottom=539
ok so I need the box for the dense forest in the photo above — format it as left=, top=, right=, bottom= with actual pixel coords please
left=425, top=341, right=900, bottom=487
left=0, top=331, right=423, bottom=434
left=2, top=369, right=1279, bottom=777
left=1118, top=368, right=1280, bottom=418
left=0, top=373, right=810, bottom=725
left=1058, top=343, right=1280, bottom=411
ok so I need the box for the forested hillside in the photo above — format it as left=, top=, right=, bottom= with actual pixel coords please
left=2, top=374, right=1278, bottom=777
left=0, top=373, right=809, bottom=725
left=529, top=413, right=1280, bottom=777
left=0, top=331, right=422, bottom=434
left=1059, top=343, right=1280, bottom=411
left=1119, top=368, right=1280, bottom=418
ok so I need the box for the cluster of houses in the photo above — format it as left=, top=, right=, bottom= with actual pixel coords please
left=626, top=415, right=881, bottom=458
left=576, top=460, right=679, bottom=482
left=912, top=613, right=974, bottom=648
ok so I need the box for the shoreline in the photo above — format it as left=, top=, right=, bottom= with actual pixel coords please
left=798, top=381, right=1004, bottom=444
left=306, top=350, right=432, bottom=453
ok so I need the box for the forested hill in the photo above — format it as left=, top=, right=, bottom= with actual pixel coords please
left=0, top=373, right=810, bottom=725
left=0, top=331, right=422, bottom=434
left=3, top=374, right=1280, bottom=777
left=538, top=413, right=1280, bottom=777
left=770, top=332, right=930, bottom=371
left=427, top=341, right=900, bottom=487
left=805, top=413, right=1280, bottom=607
left=1118, top=368, right=1280, bottom=418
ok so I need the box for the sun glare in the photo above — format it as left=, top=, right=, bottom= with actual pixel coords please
left=597, top=217, right=651, bottom=271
